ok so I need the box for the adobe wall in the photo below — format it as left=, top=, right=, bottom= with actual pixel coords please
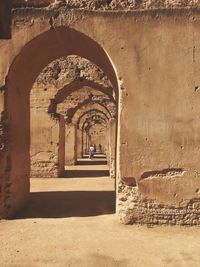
left=1, top=6, right=200, bottom=224
left=58, top=115, right=65, bottom=175
left=30, top=83, right=61, bottom=177
left=76, top=128, right=82, bottom=158
left=108, top=119, right=116, bottom=178
left=65, top=123, right=76, bottom=165
left=11, top=1, right=200, bottom=10
left=30, top=111, right=62, bottom=177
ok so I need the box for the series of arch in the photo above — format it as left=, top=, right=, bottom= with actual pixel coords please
left=0, top=25, right=121, bottom=218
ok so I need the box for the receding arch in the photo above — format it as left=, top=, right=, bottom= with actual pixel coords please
left=72, top=102, right=112, bottom=125
left=75, top=110, right=109, bottom=160
left=2, top=26, right=119, bottom=218
left=48, top=79, right=115, bottom=113
left=77, top=109, right=109, bottom=129
left=85, top=121, right=107, bottom=134
left=66, top=99, right=114, bottom=123
left=82, top=117, right=107, bottom=130
left=7, top=27, right=118, bottom=95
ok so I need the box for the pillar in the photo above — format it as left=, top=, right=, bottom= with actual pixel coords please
left=65, top=123, right=76, bottom=165
left=108, top=118, right=116, bottom=179
left=58, top=115, right=65, bottom=176
left=30, top=111, right=62, bottom=178
left=76, top=127, right=82, bottom=160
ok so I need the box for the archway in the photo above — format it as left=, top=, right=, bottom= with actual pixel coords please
left=48, top=78, right=115, bottom=114
left=76, top=109, right=109, bottom=159
left=80, top=113, right=108, bottom=157
left=63, top=101, right=113, bottom=167
left=78, top=110, right=109, bottom=129
left=1, top=26, right=119, bottom=218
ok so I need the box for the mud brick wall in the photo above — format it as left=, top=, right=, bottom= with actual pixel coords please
left=118, top=182, right=200, bottom=226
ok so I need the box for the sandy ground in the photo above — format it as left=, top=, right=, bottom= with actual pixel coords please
left=1, top=163, right=200, bottom=267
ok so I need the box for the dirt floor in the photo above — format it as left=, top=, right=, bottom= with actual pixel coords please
left=1, top=162, right=200, bottom=267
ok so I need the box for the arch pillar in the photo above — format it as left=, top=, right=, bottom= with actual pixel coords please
left=65, top=123, right=77, bottom=165
left=30, top=112, right=65, bottom=178
left=76, top=127, right=82, bottom=159
left=83, top=129, right=88, bottom=155
left=108, top=118, right=116, bottom=179
left=0, top=26, right=119, bottom=218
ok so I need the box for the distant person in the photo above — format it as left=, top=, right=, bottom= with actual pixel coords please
left=89, top=145, right=94, bottom=160
left=94, top=144, right=96, bottom=153
left=99, top=144, right=102, bottom=152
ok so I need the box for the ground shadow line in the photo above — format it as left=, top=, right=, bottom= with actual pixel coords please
left=13, top=191, right=115, bottom=219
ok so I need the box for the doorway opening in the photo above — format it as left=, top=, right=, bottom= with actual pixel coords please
left=2, top=27, right=120, bottom=219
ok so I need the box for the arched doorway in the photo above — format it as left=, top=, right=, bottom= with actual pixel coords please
left=1, top=27, right=120, bottom=218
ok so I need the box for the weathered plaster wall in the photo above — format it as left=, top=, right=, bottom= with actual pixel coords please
left=65, top=123, right=76, bottom=165
left=1, top=7, right=200, bottom=224
left=58, top=115, right=65, bottom=175
left=76, top=128, right=83, bottom=158
left=12, top=0, right=200, bottom=10
left=118, top=181, right=200, bottom=226
left=30, top=111, right=61, bottom=177
left=108, top=119, right=116, bottom=178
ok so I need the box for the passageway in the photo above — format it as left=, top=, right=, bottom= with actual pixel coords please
left=30, top=56, right=117, bottom=181
left=14, top=174, right=115, bottom=219
left=27, top=52, right=118, bottom=219
left=64, top=154, right=109, bottom=178
left=0, top=24, right=119, bottom=220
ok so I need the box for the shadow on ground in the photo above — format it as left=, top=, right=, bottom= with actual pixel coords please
left=62, top=170, right=110, bottom=178
left=76, top=160, right=108, bottom=166
left=13, top=191, right=115, bottom=219
left=83, top=155, right=107, bottom=159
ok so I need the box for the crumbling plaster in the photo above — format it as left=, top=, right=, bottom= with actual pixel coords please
left=1, top=5, right=200, bottom=224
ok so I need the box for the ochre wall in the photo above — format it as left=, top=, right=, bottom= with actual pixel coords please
left=30, top=110, right=61, bottom=177
left=1, top=8, right=200, bottom=224
left=65, top=123, right=76, bottom=165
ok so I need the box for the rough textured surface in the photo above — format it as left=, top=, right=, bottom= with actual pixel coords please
left=12, top=0, right=200, bottom=10
left=118, top=182, right=200, bottom=225
left=30, top=152, right=58, bottom=178
left=36, top=56, right=110, bottom=88
left=2, top=5, right=200, bottom=226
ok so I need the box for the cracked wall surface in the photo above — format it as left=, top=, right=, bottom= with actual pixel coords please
left=12, top=0, right=200, bottom=10
left=118, top=181, right=200, bottom=225
left=1, top=6, right=200, bottom=225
